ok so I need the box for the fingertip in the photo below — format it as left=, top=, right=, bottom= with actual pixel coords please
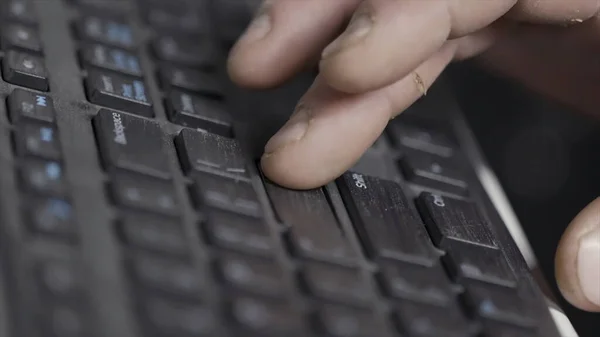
left=226, top=50, right=282, bottom=89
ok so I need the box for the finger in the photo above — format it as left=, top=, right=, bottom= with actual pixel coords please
left=260, top=42, right=457, bottom=190
left=227, top=0, right=360, bottom=89
left=509, top=0, right=600, bottom=23
left=318, top=0, right=517, bottom=94
left=555, top=198, right=600, bottom=311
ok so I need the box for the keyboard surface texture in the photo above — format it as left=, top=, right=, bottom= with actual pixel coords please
left=0, top=0, right=562, bottom=337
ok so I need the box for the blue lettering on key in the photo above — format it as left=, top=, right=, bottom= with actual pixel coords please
left=36, top=95, right=47, bottom=107
left=107, top=22, right=132, bottom=46
left=127, top=56, right=140, bottom=73
left=122, top=84, right=133, bottom=98
left=40, top=127, right=54, bottom=142
left=45, top=162, right=61, bottom=180
left=110, top=50, right=126, bottom=69
left=133, top=81, right=147, bottom=102
left=48, top=198, right=72, bottom=221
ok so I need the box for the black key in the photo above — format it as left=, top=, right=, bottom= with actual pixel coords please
left=388, top=122, right=455, bottom=157
left=26, top=197, right=75, bottom=240
left=37, top=260, right=81, bottom=299
left=80, top=44, right=142, bottom=77
left=395, top=300, right=473, bottom=337
left=190, top=172, right=261, bottom=217
left=337, top=172, right=435, bottom=265
left=204, top=210, right=273, bottom=256
left=93, top=109, right=170, bottom=178
left=443, top=239, right=516, bottom=288
left=1, top=23, right=42, bottom=53
left=303, top=263, right=372, bottom=304
left=465, top=282, right=537, bottom=327
left=218, top=252, right=285, bottom=296
left=118, top=212, right=187, bottom=256
left=401, top=152, right=468, bottom=194
left=141, top=2, right=207, bottom=33
left=42, top=302, right=88, bottom=337
left=7, top=89, right=55, bottom=123
left=20, top=159, right=67, bottom=196
left=14, top=122, right=61, bottom=159
left=2, top=0, right=37, bottom=26
left=140, top=296, right=216, bottom=336
left=75, top=16, right=135, bottom=49
left=2, top=50, right=48, bottom=91
left=379, top=261, right=453, bottom=306
left=318, top=304, right=392, bottom=337
left=482, top=321, right=538, bottom=337
left=263, top=178, right=355, bottom=263
left=158, top=64, right=222, bottom=94
left=129, top=256, right=203, bottom=298
left=152, top=35, right=215, bottom=68
left=418, top=193, right=496, bottom=248
left=176, top=128, right=247, bottom=179
left=109, top=171, right=179, bottom=216
left=86, top=70, right=152, bottom=116
left=166, top=90, right=232, bottom=137
left=231, top=296, right=305, bottom=335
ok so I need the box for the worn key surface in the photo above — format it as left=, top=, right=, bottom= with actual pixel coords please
left=3, top=50, right=49, bottom=91
left=94, top=109, right=171, bottom=179
left=86, top=70, right=153, bottom=116
left=166, top=90, right=231, bottom=137
left=337, top=171, right=436, bottom=265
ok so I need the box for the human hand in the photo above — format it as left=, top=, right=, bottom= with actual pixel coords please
left=227, top=0, right=600, bottom=313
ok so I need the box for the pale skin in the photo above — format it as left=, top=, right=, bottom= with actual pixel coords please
left=228, top=0, right=600, bottom=312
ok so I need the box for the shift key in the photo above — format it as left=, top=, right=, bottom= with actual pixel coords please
left=337, top=172, right=436, bottom=266
left=94, top=110, right=171, bottom=179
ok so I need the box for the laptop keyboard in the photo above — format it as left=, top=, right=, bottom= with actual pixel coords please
left=0, top=1, right=561, bottom=337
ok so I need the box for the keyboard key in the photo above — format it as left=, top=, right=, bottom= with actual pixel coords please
left=218, top=252, right=285, bottom=296
left=37, top=260, right=81, bottom=299
left=166, top=90, right=232, bottom=137
left=158, top=64, right=222, bottom=95
left=7, top=89, right=55, bottom=123
left=395, top=300, right=473, bottom=337
left=14, top=122, right=61, bottom=159
left=141, top=2, right=207, bottom=33
left=1, top=23, right=42, bottom=53
left=303, top=263, right=372, bottom=304
left=263, top=178, right=355, bottom=263
left=465, top=282, right=537, bottom=327
left=41, top=302, right=88, bottom=337
left=93, top=109, right=170, bottom=178
left=337, top=172, right=436, bottom=265
left=118, top=212, right=187, bottom=256
left=204, top=210, right=273, bottom=256
left=2, top=0, right=37, bottom=26
left=129, top=256, right=202, bottom=298
left=27, top=197, right=75, bottom=240
left=2, top=50, right=49, bottom=91
left=401, top=151, right=468, bottom=194
left=388, top=122, right=455, bottom=157
left=140, top=296, right=216, bottom=336
left=86, top=70, right=152, bottom=116
left=20, top=159, right=66, bottom=196
left=379, top=261, right=453, bottom=305
left=109, top=171, right=179, bottom=216
left=418, top=193, right=496, bottom=248
left=175, top=128, right=247, bottom=178
left=152, top=35, right=215, bottom=68
left=80, top=44, right=142, bottom=77
left=231, top=296, right=305, bottom=335
left=318, top=304, right=392, bottom=337
left=443, top=239, right=516, bottom=288
left=190, top=172, right=261, bottom=217
left=482, top=321, right=538, bottom=337
left=75, top=16, right=135, bottom=49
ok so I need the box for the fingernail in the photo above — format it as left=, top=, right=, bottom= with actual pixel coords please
left=264, top=104, right=310, bottom=155
left=322, top=8, right=373, bottom=59
left=577, top=228, right=600, bottom=306
left=239, top=1, right=272, bottom=44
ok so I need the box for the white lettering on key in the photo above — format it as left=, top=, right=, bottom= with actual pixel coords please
left=112, top=112, right=127, bottom=145
left=101, top=75, right=114, bottom=93
left=352, top=173, right=367, bottom=189
left=433, top=194, right=445, bottom=207
left=180, top=93, right=194, bottom=112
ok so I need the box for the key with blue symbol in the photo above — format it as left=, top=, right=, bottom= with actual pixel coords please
left=20, top=158, right=67, bottom=196
left=14, top=122, right=61, bottom=159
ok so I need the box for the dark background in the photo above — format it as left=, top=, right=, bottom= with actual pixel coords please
left=449, top=61, right=600, bottom=336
